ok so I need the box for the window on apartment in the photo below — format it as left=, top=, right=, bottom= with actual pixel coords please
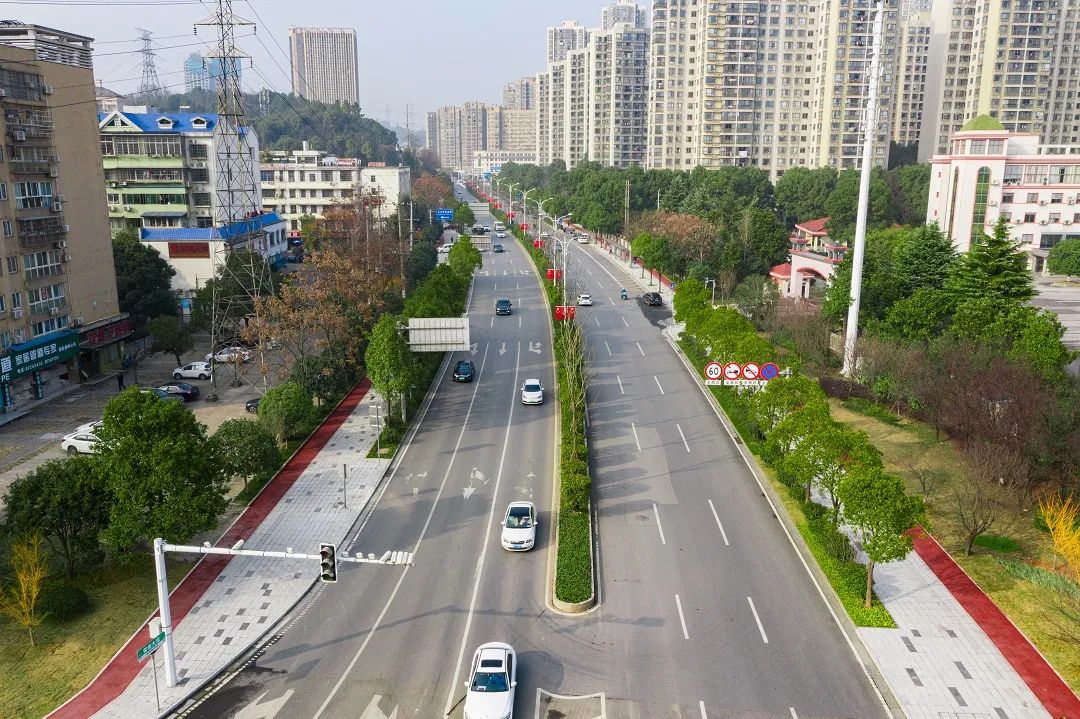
left=14, top=181, right=52, bottom=209
left=32, top=315, right=69, bottom=337
left=987, top=139, right=1004, bottom=154
left=2, top=220, right=11, bottom=238
left=189, top=168, right=209, bottom=183
left=1027, top=192, right=1039, bottom=203
left=23, top=250, right=62, bottom=280
left=0, top=295, right=5, bottom=313
left=322, top=171, right=333, bottom=182
left=0, top=182, right=6, bottom=201
left=1024, top=212, right=1036, bottom=222
left=1051, top=193, right=1063, bottom=204
left=11, top=291, right=22, bottom=309
left=188, top=143, right=208, bottom=159
left=193, top=192, right=211, bottom=207
left=6, top=256, right=18, bottom=273
left=1002, top=193, right=1014, bottom=203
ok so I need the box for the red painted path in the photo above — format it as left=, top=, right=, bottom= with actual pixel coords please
left=47, top=379, right=371, bottom=719
left=913, top=529, right=1080, bottom=719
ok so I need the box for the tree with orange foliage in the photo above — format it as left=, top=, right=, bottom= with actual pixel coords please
left=412, top=173, right=453, bottom=209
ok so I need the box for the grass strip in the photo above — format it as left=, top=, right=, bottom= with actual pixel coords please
left=554, top=510, right=592, bottom=603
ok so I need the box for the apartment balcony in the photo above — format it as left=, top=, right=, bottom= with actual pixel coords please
left=17, top=217, right=68, bottom=247
left=4, top=109, right=53, bottom=139
left=10, top=157, right=58, bottom=176
left=25, top=265, right=67, bottom=286
left=30, top=299, right=69, bottom=319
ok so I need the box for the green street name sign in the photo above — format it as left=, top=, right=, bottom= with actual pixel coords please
left=137, top=631, right=165, bottom=662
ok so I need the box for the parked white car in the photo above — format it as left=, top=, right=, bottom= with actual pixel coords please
left=61, top=431, right=99, bottom=455
left=74, top=419, right=103, bottom=435
left=577, top=293, right=593, bottom=306
left=463, top=642, right=517, bottom=719
left=520, top=379, right=544, bottom=405
left=205, top=346, right=252, bottom=364
left=500, top=502, right=537, bottom=551
left=173, top=361, right=212, bottom=380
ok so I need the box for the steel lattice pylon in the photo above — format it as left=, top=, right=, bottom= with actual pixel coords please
left=195, top=1, right=275, bottom=399
left=135, top=28, right=163, bottom=104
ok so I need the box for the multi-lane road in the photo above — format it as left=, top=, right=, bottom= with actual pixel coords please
left=187, top=186, right=891, bottom=719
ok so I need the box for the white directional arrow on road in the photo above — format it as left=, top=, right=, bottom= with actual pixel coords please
left=499, top=342, right=508, bottom=356
left=471, top=467, right=488, bottom=485
left=235, top=690, right=295, bottom=719
left=463, top=484, right=476, bottom=500
left=358, top=695, right=399, bottom=719
left=470, top=343, right=479, bottom=356
left=529, top=342, right=543, bottom=354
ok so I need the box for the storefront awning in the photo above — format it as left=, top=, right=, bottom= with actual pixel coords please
left=1, top=329, right=80, bottom=383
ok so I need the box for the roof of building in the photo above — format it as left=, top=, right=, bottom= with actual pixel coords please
left=95, top=85, right=124, bottom=99
left=769, top=262, right=792, bottom=279
left=98, top=110, right=218, bottom=133
left=795, top=217, right=829, bottom=235
left=960, top=115, right=1005, bottom=132
left=139, top=212, right=284, bottom=242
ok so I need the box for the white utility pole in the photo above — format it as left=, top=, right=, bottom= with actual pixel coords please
left=842, top=0, right=885, bottom=377
left=151, top=538, right=412, bottom=688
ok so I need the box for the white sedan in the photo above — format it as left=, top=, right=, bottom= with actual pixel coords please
left=500, top=502, right=537, bottom=551
left=463, top=642, right=517, bottom=719
left=520, top=379, right=544, bottom=405
left=577, top=293, right=593, bottom=306
left=61, top=431, right=99, bottom=455
left=205, top=346, right=252, bottom=364
left=173, top=361, right=212, bottom=380
left=576, top=235, right=590, bottom=244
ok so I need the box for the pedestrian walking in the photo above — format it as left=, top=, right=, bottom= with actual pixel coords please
left=116, top=371, right=126, bottom=391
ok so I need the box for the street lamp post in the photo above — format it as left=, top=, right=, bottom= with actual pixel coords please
left=704, top=277, right=717, bottom=306
left=507, top=183, right=519, bottom=224
left=522, top=188, right=535, bottom=233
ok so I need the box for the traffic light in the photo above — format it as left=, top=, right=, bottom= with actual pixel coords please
left=319, top=543, right=337, bottom=583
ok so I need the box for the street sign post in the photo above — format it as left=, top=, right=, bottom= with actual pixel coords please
left=704, top=361, right=723, bottom=386
left=761, top=362, right=780, bottom=380
left=138, top=631, right=165, bottom=662
left=723, top=362, right=742, bottom=381
left=435, top=208, right=454, bottom=222
left=742, top=362, right=760, bottom=381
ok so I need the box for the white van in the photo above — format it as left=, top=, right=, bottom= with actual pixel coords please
left=493, top=221, right=506, bottom=233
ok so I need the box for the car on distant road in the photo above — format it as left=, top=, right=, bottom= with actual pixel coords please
left=463, top=642, right=517, bottom=719
left=641, top=291, right=663, bottom=306
left=173, top=361, right=212, bottom=380
left=576, top=235, right=590, bottom=244
left=495, top=297, right=512, bottom=316
left=483, top=225, right=491, bottom=233
left=453, top=360, right=475, bottom=383
left=492, top=244, right=504, bottom=253
left=496, top=231, right=507, bottom=238
left=206, top=346, right=252, bottom=364
left=500, top=502, right=537, bottom=551
left=157, top=382, right=200, bottom=402
left=61, top=431, right=99, bottom=455
left=438, top=244, right=452, bottom=254
left=577, top=293, right=593, bottom=306
left=540, top=231, right=550, bottom=239
left=245, top=398, right=261, bottom=414
left=520, top=379, right=544, bottom=405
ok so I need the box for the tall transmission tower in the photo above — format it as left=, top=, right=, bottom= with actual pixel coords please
left=195, top=0, right=275, bottom=399
left=136, top=28, right=164, bottom=103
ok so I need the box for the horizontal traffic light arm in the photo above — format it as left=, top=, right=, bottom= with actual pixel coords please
left=160, top=541, right=415, bottom=566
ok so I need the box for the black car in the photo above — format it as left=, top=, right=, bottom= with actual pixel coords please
left=495, top=297, right=512, bottom=315
left=453, top=360, right=475, bottom=382
left=641, top=292, right=663, bottom=306
left=245, top=397, right=261, bottom=414
left=157, top=382, right=200, bottom=402
left=493, top=244, right=504, bottom=253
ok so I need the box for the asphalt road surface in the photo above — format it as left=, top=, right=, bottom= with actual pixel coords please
left=182, top=186, right=890, bottom=719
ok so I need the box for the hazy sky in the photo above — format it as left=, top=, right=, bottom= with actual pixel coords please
left=15, top=0, right=620, bottom=125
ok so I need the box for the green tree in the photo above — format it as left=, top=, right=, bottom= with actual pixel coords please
left=211, top=419, right=280, bottom=489
left=190, top=251, right=279, bottom=331
left=837, top=468, right=925, bottom=608
left=2, top=457, right=111, bottom=578
left=1047, top=238, right=1080, bottom=278
left=878, top=287, right=956, bottom=343
left=787, top=423, right=882, bottom=520
left=749, top=374, right=828, bottom=438
left=824, top=168, right=896, bottom=240
left=732, top=275, right=779, bottom=329
left=447, top=238, right=482, bottom=279
left=365, top=314, right=418, bottom=422
left=112, top=231, right=177, bottom=327
left=148, top=315, right=195, bottom=367
left=722, top=207, right=790, bottom=278
left=823, top=227, right=907, bottom=324
left=95, top=388, right=227, bottom=550
left=891, top=223, right=956, bottom=293
left=950, top=299, right=1072, bottom=378
left=406, top=264, right=468, bottom=318
left=454, top=202, right=476, bottom=228
left=672, top=278, right=710, bottom=325
left=405, top=242, right=438, bottom=290
left=257, top=382, right=315, bottom=446
left=775, top=166, right=837, bottom=226
left=946, top=217, right=1034, bottom=305
left=891, top=164, right=932, bottom=225
left=289, top=344, right=356, bottom=405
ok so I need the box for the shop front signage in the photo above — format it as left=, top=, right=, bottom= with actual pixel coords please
left=80, top=317, right=133, bottom=349
left=1, top=330, right=80, bottom=382
left=168, top=242, right=211, bottom=259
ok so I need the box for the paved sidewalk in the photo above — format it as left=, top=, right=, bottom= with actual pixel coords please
left=588, top=243, right=1080, bottom=719
left=48, top=380, right=391, bottom=719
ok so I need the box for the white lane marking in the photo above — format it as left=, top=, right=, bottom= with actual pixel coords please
left=609, top=296, right=616, bottom=306
left=490, top=316, right=494, bottom=328
left=494, top=282, right=497, bottom=290
left=654, top=376, right=665, bottom=395
left=313, top=344, right=492, bottom=719
left=748, top=596, right=769, bottom=644
left=636, top=342, right=645, bottom=356
left=594, top=315, right=601, bottom=328
left=653, top=503, right=667, bottom=545
left=518, top=316, right=522, bottom=328
left=630, top=422, right=641, bottom=451
left=700, top=701, right=708, bottom=719
left=616, top=375, right=624, bottom=395
left=443, top=343, right=523, bottom=715
left=597, top=280, right=605, bottom=290
left=675, top=594, right=690, bottom=639
left=789, top=710, right=799, bottom=719
left=573, top=243, right=622, bottom=285
left=707, top=499, right=730, bottom=546
left=587, top=268, right=594, bottom=276
left=621, top=316, right=629, bottom=328
left=676, top=423, right=690, bottom=452
left=604, top=341, right=611, bottom=356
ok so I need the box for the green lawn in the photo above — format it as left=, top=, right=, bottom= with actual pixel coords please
left=831, top=399, right=1080, bottom=692
left=0, top=555, right=188, bottom=719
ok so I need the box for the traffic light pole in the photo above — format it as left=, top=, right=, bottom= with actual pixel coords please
left=151, top=538, right=413, bottom=688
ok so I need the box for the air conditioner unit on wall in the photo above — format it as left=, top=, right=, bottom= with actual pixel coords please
left=13, top=131, right=26, bottom=141
left=991, top=179, right=1000, bottom=185
left=1039, top=200, right=1047, bottom=205
left=1014, top=218, right=1024, bottom=224
left=49, top=307, right=59, bottom=316
left=989, top=200, right=998, bottom=206
left=52, top=202, right=63, bottom=212
left=1040, top=220, right=1048, bottom=225
left=43, top=84, right=53, bottom=95
left=1064, top=219, right=1073, bottom=225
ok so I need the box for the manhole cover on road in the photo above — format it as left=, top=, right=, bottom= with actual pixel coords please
left=537, top=689, right=605, bottom=719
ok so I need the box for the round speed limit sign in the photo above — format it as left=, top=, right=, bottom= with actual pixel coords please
left=723, top=362, right=742, bottom=380
left=704, top=362, right=723, bottom=381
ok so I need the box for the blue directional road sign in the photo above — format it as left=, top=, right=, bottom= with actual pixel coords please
left=483, top=172, right=492, bottom=180
left=435, top=208, right=454, bottom=222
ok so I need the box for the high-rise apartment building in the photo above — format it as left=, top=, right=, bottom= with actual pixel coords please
left=893, top=11, right=930, bottom=147
left=425, top=111, right=439, bottom=155
left=486, top=106, right=537, bottom=154
left=921, top=0, right=1080, bottom=160
left=646, top=0, right=899, bottom=177
left=183, top=52, right=242, bottom=93
left=288, top=27, right=359, bottom=105
left=601, top=0, right=648, bottom=30
left=0, top=22, right=131, bottom=410
left=547, top=20, right=589, bottom=63
left=536, top=72, right=552, bottom=164
left=461, top=101, right=488, bottom=168
left=587, top=23, right=650, bottom=167
left=435, top=105, right=462, bottom=168
left=502, top=76, right=537, bottom=110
